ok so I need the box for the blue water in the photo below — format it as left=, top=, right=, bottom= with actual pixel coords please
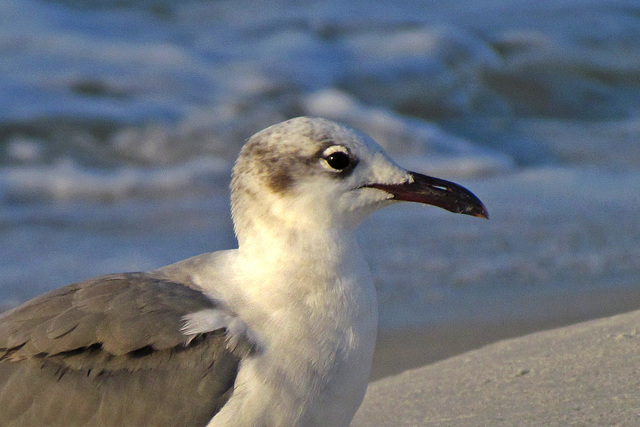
left=2, top=0, right=640, bottom=331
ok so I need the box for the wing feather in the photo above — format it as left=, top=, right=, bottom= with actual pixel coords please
left=0, top=273, right=243, bottom=427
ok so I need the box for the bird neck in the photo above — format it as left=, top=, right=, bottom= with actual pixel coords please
left=238, top=220, right=352, bottom=272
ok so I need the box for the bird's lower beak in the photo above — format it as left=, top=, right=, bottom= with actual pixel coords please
left=367, top=172, right=489, bottom=219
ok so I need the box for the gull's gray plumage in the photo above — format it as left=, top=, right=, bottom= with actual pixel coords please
left=0, top=117, right=487, bottom=426
left=0, top=273, right=245, bottom=426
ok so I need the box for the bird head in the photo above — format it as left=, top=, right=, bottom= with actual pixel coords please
left=231, top=117, right=487, bottom=245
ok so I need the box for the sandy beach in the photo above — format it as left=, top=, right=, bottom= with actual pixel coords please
left=370, top=285, right=640, bottom=381
left=357, top=309, right=640, bottom=426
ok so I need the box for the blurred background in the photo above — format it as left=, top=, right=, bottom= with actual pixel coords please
left=1, top=0, right=640, bottom=378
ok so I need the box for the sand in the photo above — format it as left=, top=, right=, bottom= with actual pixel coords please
left=355, top=309, right=640, bottom=426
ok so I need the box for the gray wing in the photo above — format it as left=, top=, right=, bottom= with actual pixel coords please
left=0, top=273, right=243, bottom=427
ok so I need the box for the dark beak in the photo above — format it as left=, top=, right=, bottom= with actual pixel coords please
left=367, top=172, right=489, bottom=219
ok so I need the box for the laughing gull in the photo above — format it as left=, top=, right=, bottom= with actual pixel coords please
left=0, top=117, right=487, bottom=426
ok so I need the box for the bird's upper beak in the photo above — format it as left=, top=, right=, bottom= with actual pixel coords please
left=366, top=171, right=489, bottom=219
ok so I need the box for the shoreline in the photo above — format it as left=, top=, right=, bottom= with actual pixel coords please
left=371, top=285, right=640, bottom=380
left=357, top=308, right=640, bottom=425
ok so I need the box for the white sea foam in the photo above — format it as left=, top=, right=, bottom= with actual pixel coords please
left=0, top=157, right=229, bottom=202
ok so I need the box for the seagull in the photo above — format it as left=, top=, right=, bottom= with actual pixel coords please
left=0, top=117, right=487, bottom=426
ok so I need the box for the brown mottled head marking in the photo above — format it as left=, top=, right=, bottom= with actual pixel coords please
left=232, top=117, right=360, bottom=196
left=241, top=138, right=298, bottom=194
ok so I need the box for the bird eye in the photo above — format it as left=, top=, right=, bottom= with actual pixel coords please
left=324, top=151, right=351, bottom=170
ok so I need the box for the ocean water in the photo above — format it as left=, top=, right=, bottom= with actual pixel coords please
left=1, top=0, right=640, bottom=332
